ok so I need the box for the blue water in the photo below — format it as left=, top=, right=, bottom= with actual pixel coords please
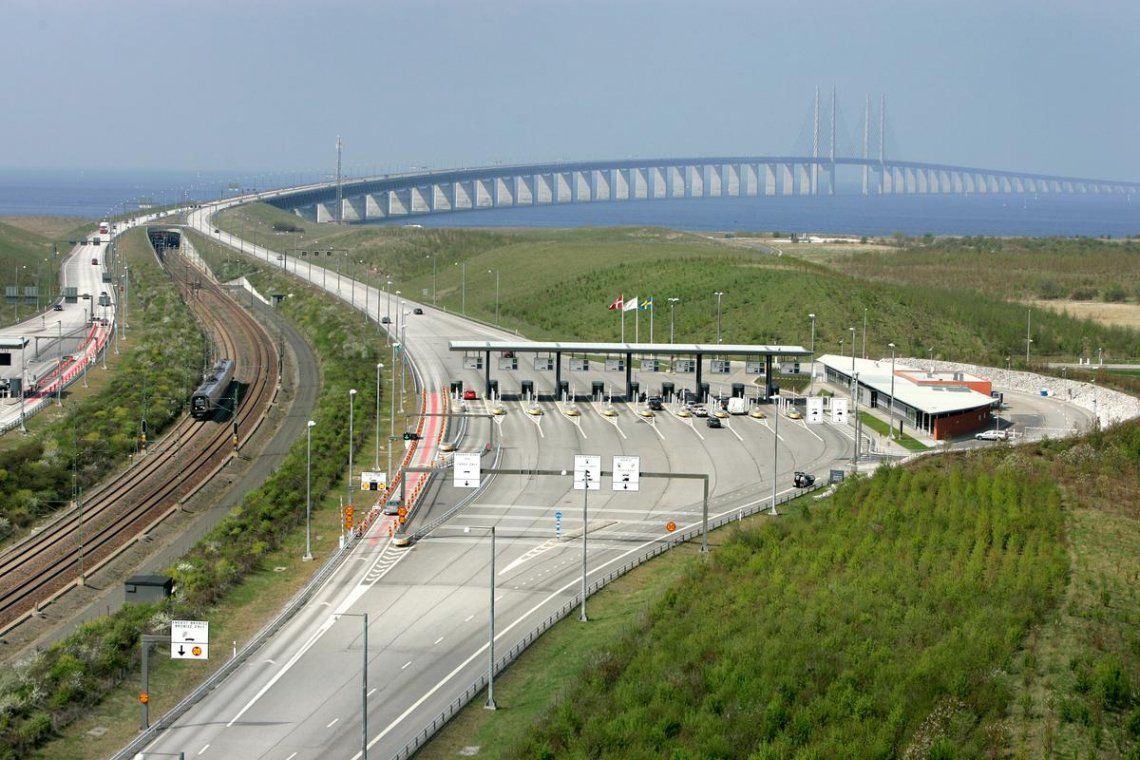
left=1, top=168, right=1137, bottom=237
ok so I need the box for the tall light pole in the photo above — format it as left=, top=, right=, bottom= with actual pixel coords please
left=386, top=279, right=393, bottom=325
left=304, top=420, right=315, bottom=561
left=464, top=524, right=499, bottom=710
left=489, top=269, right=500, bottom=325
left=1098, top=346, right=1103, bottom=366
left=1025, top=309, right=1032, bottom=365
left=388, top=343, right=398, bottom=481
left=713, top=291, right=726, bottom=345
left=808, top=313, right=816, bottom=394
left=56, top=320, right=63, bottom=405
left=888, top=342, right=897, bottom=439
left=432, top=253, right=438, bottom=305
left=347, top=388, right=358, bottom=531
left=374, top=363, right=383, bottom=469
left=862, top=307, right=868, bottom=359
left=461, top=262, right=467, bottom=315
left=771, top=391, right=780, bottom=516
left=332, top=612, right=369, bottom=759
left=580, top=470, right=590, bottom=623
left=667, top=297, right=680, bottom=344
left=849, top=326, right=856, bottom=375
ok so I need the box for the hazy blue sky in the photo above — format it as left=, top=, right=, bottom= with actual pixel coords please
left=3, top=0, right=1138, bottom=180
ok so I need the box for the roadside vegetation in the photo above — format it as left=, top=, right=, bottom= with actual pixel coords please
left=0, top=220, right=73, bottom=328
left=0, top=228, right=203, bottom=544
left=1, top=236, right=389, bottom=759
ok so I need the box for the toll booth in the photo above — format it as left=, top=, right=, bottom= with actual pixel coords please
left=124, top=575, right=173, bottom=604
left=731, top=382, right=745, bottom=398
left=629, top=381, right=639, bottom=400
left=520, top=379, right=534, bottom=399
left=591, top=380, right=605, bottom=400
left=488, top=379, right=499, bottom=398
left=7, top=377, right=21, bottom=397
left=450, top=380, right=463, bottom=397
left=558, top=379, right=569, bottom=399
left=698, top=381, right=710, bottom=401
left=661, top=381, right=674, bottom=401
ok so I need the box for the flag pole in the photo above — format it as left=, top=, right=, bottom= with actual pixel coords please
left=635, top=303, right=639, bottom=344
left=649, top=296, right=654, bottom=344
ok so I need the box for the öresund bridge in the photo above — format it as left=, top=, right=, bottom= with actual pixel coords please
left=269, top=92, right=1139, bottom=224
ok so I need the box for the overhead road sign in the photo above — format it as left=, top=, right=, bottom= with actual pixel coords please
left=612, top=455, right=640, bottom=492
left=454, top=452, right=481, bottom=488
left=573, top=455, right=601, bottom=491
left=450, top=340, right=810, bottom=358
left=360, top=471, right=387, bottom=491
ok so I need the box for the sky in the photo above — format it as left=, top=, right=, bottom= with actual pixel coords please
left=2, top=0, right=1138, bottom=181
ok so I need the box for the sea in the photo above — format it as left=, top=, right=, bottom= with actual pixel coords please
left=1, top=167, right=1137, bottom=238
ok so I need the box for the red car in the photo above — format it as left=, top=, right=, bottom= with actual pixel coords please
left=462, top=390, right=477, bottom=400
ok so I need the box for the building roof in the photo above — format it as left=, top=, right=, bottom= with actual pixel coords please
left=450, top=340, right=809, bottom=357
left=819, top=354, right=995, bottom=415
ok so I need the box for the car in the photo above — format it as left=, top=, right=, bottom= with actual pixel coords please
left=463, top=389, right=477, bottom=400
left=690, top=405, right=709, bottom=418
left=706, top=417, right=722, bottom=429
left=381, top=316, right=391, bottom=324
left=793, top=471, right=816, bottom=488
left=52, top=303, right=64, bottom=311
left=91, top=258, right=99, bottom=265
left=677, top=388, right=698, bottom=404
left=383, top=498, right=402, bottom=516
left=975, top=429, right=1009, bottom=441
left=213, top=228, right=220, bottom=233
left=647, top=396, right=664, bottom=411
left=413, top=307, right=424, bottom=315
left=502, top=350, right=515, bottom=358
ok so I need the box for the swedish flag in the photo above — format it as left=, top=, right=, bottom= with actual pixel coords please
left=640, top=297, right=653, bottom=310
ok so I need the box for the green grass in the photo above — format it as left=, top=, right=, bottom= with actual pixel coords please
left=213, top=205, right=1140, bottom=366
left=0, top=219, right=67, bottom=327
left=856, top=410, right=929, bottom=451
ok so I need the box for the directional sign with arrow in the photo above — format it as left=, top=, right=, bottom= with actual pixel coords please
left=170, top=619, right=209, bottom=660
left=573, top=455, right=601, bottom=491
left=453, top=452, right=481, bottom=488
left=612, top=455, right=641, bottom=492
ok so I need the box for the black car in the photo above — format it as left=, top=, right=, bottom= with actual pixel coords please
left=793, top=471, right=816, bottom=488
left=413, top=307, right=424, bottom=315
left=647, top=396, right=664, bottom=411
left=381, top=316, right=391, bottom=324
left=706, top=417, right=722, bottom=429
left=52, top=303, right=64, bottom=311
left=677, top=388, right=698, bottom=404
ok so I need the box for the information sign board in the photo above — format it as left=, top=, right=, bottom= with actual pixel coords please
left=462, top=355, right=483, bottom=370
left=498, top=357, right=518, bottom=370
left=612, top=455, right=640, bottom=492
left=745, top=361, right=764, bottom=375
left=673, top=358, right=695, bottom=373
left=640, top=358, right=660, bottom=372
left=710, top=359, right=731, bottom=374
left=360, top=471, right=387, bottom=491
left=534, top=356, right=554, bottom=371
left=171, top=619, right=209, bottom=660
left=806, top=397, right=824, bottom=424
left=453, top=452, right=481, bottom=488
left=569, top=358, right=589, bottom=371
left=604, top=358, right=624, bottom=372
left=831, top=398, right=849, bottom=425
left=573, top=455, right=601, bottom=491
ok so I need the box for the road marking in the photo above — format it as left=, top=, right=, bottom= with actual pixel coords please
left=434, top=636, right=444, bottom=645
left=285, top=753, right=298, bottom=760
left=755, top=417, right=785, bottom=442
left=402, top=661, right=412, bottom=670
left=264, top=659, right=276, bottom=665
left=327, top=718, right=339, bottom=729
left=368, top=688, right=378, bottom=697
left=796, top=418, right=824, bottom=442
left=198, top=745, right=210, bottom=756
left=464, top=614, right=474, bottom=622
left=721, top=419, right=744, bottom=442
left=500, top=538, right=558, bottom=574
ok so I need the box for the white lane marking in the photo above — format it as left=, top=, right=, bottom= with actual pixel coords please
left=590, top=402, right=627, bottom=439
left=353, top=487, right=800, bottom=759
left=500, top=538, right=558, bottom=574
left=755, top=418, right=786, bottom=442
left=434, top=636, right=444, bottom=645
left=285, top=753, right=298, bottom=760
left=464, top=614, right=474, bottom=622
left=524, top=406, right=545, bottom=438
left=368, top=688, right=378, bottom=697
left=629, top=405, right=666, bottom=440
left=795, top=418, right=825, bottom=442
left=327, top=718, right=339, bottom=729
left=227, top=537, right=412, bottom=727
left=197, top=745, right=210, bottom=756
left=402, top=661, right=412, bottom=670
left=721, top=419, right=744, bottom=442
left=264, top=659, right=276, bottom=665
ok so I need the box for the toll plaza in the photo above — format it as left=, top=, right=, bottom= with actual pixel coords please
left=448, top=340, right=811, bottom=401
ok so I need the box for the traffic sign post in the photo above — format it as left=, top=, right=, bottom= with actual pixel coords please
left=454, top=452, right=481, bottom=488
left=170, top=619, right=209, bottom=661
left=612, top=455, right=640, bottom=492
left=573, top=455, right=601, bottom=491
left=554, top=510, right=563, bottom=539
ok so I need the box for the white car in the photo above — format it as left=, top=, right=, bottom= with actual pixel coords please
left=975, top=429, right=1009, bottom=441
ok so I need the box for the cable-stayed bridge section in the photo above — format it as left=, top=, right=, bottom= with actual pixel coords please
left=270, top=156, right=1140, bottom=225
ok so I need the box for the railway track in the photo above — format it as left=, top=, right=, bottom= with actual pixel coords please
left=0, top=243, right=279, bottom=633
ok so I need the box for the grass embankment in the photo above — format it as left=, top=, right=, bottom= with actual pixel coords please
left=0, top=227, right=203, bottom=545
left=3, top=239, right=391, bottom=760
left=856, top=410, right=928, bottom=451
left=424, top=425, right=1139, bottom=758
left=0, top=220, right=72, bottom=328
left=215, top=204, right=1139, bottom=366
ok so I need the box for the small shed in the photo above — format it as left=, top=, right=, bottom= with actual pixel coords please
left=124, top=575, right=173, bottom=604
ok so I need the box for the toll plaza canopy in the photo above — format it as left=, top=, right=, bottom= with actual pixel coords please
left=448, top=340, right=811, bottom=399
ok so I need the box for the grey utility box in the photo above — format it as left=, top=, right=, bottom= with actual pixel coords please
left=124, top=575, right=173, bottom=604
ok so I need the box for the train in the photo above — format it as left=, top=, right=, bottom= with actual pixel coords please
left=190, top=359, right=235, bottom=419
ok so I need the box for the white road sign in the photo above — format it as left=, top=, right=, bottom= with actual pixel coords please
left=453, top=452, right=481, bottom=488
left=573, top=455, right=601, bottom=491
left=612, top=455, right=641, bottom=492
left=171, top=619, right=209, bottom=660
left=360, top=471, right=387, bottom=491
left=806, top=397, right=824, bottom=424
left=831, top=397, right=849, bottom=424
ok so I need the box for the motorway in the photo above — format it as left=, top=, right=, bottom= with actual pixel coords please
left=125, top=208, right=856, bottom=759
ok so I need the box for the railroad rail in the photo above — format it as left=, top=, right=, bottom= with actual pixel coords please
left=0, top=243, right=279, bottom=634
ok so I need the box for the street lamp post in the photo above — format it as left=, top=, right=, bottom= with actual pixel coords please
left=388, top=343, right=398, bottom=481
left=771, top=392, right=780, bottom=516
left=432, top=253, right=438, bottom=305
left=347, top=388, right=358, bottom=536
left=808, top=313, right=816, bottom=394
left=667, top=297, right=680, bottom=344
left=862, top=307, right=868, bottom=359
left=464, top=525, right=499, bottom=709
left=489, top=269, right=500, bottom=325
left=888, top=342, right=897, bottom=439
left=386, top=279, right=393, bottom=326
left=56, top=320, right=63, bottom=405
left=713, top=291, right=726, bottom=345
left=332, top=612, right=369, bottom=760
left=304, top=420, right=315, bottom=561
left=1025, top=309, right=1032, bottom=365
left=580, top=470, right=590, bottom=623
left=1098, top=347, right=1103, bottom=366
left=375, top=363, right=383, bottom=469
